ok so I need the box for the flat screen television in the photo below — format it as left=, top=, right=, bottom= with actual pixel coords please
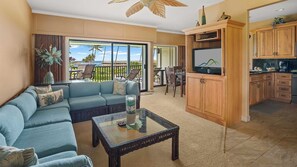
left=192, top=48, right=222, bottom=75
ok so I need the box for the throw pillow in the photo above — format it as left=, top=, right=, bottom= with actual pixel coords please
left=113, top=79, right=127, bottom=95
left=38, top=89, right=64, bottom=107
left=0, top=146, right=38, bottom=167
left=35, top=85, right=52, bottom=94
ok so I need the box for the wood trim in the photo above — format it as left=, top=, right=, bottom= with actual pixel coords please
left=183, top=20, right=245, bottom=35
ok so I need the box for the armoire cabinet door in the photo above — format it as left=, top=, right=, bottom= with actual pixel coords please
left=187, top=76, right=203, bottom=113
left=203, top=78, right=224, bottom=118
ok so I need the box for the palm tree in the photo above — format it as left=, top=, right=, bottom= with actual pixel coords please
left=82, top=54, right=96, bottom=64
left=102, top=46, right=106, bottom=63
left=89, top=45, right=102, bottom=56
left=114, top=46, right=120, bottom=64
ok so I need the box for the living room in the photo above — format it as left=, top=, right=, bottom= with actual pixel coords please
left=1, top=0, right=297, bottom=167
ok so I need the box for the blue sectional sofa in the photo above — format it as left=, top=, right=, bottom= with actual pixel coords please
left=0, top=80, right=140, bottom=166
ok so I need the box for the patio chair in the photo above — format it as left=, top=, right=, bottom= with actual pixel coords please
left=121, top=69, right=140, bottom=81
left=80, top=64, right=95, bottom=80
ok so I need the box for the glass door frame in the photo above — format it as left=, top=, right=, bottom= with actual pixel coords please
left=66, top=38, right=148, bottom=92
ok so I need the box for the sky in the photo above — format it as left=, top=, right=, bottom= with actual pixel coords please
left=69, top=44, right=144, bottom=62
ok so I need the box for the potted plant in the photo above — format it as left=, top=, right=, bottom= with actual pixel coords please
left=35, top=44, right=62, bottom=84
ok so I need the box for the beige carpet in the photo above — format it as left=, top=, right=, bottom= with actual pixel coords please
left=73, top=87, right=297, bottom=167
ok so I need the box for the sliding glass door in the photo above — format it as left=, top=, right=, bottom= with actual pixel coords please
left=69, top=40, right=147, bottom=91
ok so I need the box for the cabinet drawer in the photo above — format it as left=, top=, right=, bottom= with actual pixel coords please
left=275, top=79, right=291, bottom=86
left=275, top=86, right=291, bottom=93
left=250, top=75, right=264, bottom=82
left=275, top=92, right=291, bottom=100
left=276, top=73, right=291, bottom=80
left=264, top=74, right=273, bottom=80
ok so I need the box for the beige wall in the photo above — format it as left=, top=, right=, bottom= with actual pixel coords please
left=250, top=13, right=297, bottom=31
left=156, top=32, right=185, bottom=46
left=0, top=0, right=33, bottom=105
left=33, top=13, right=157, bottom=42
left=33, top=14, right=185, bottom=91
left=199, top=0, right=283, bottom=121
left=33, top=14, right=186, bottom=45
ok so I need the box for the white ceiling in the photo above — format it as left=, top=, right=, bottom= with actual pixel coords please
left=249, top=0, right=297, bottom=23
left=27, top=0, right=224, bottom=34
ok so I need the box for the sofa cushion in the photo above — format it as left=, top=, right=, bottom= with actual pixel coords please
left=126, top=81, right=140, bottom=96
left=100, top=80, right=114, bottom=94
left=0, top=146, right=38, bottom=167
left=102, top=94, right=125, bottom=105
left=37, top=99, right=70, bottom=111
left=24, top=86, right=38, bottom=100
left=8, top=93, right=37, bottom=121
left=113, top=80, right=127, bottom=95
left=35, top=155, right=93, bottom=167
left=13, top=122, right=77, bottom=158
left=52, top=85, right=70, bottom=99
left=70, top=82, right=100, bottom=98
left=0, top=105, right=24, bottom=146
left=37, top=89, right=64, bottom=107
left=35, top=85, right=52, bottom=94
left=39, top=151, right=77, bottom=164
left=69, top=95, right=106, bottom=111
left=0, top=133, right=6, bottom=146
left=25, top=108, right=71, bottom=129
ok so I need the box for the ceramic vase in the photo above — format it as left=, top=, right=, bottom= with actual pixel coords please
left=126, top=95, right=136, bottom=126
left=43, top=70, right=54, bottom=84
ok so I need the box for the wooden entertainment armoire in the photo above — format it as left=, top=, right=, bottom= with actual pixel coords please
left=183, top=20, right=245, bottom=126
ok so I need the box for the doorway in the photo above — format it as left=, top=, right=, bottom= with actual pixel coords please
left=153, top=45, right=178, bottom=86
left=248, top=0, right=297, bottom=117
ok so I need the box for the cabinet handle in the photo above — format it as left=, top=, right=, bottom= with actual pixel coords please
left=200, top=79, right=204, bottom=84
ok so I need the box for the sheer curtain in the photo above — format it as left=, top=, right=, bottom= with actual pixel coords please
left=34, top=35, right=66, bottom=84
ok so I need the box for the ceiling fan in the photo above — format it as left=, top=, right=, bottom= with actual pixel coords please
left=108, top=0, right=187, bottom=18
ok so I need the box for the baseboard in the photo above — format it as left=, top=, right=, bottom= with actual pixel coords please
left=241, top=115, right=250, bottom=122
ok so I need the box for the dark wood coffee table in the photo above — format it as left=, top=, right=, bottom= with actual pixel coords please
left=92, top=108, right=179, bottom=167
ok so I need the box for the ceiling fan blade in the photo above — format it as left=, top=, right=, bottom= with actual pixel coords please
left=126, top=2, right=144, bottom=17
left=149, top=0, right=165, bottom=18
left=159, top=0, right=187, bottom=6
left=108, top=0, right=129, bottom=4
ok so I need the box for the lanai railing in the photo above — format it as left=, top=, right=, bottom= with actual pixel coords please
left=70, top=65, right=143, bottom=82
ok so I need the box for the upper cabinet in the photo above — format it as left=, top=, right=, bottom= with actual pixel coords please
left=254, top=22, right=297, bottom=59
left=274, top=26, right=295, bottom=57
left=257, top=28, right=274, bottom=58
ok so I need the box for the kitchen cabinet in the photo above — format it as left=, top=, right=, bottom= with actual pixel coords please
left=274, top=73, right=291, bottom=103
left=255, top=23, right=296, bottom=59
left=264, top=80, right=274, bottom=99
left=257, top=28, right=274, bottom=58
left=249, top=73, right=274, bottom=106
left=186, top=73, right=225, bottom=125
left=274, top=26, right=296, bottom=57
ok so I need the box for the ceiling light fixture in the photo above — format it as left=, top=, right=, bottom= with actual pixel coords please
left=108, top=0, right=187, bottom=18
